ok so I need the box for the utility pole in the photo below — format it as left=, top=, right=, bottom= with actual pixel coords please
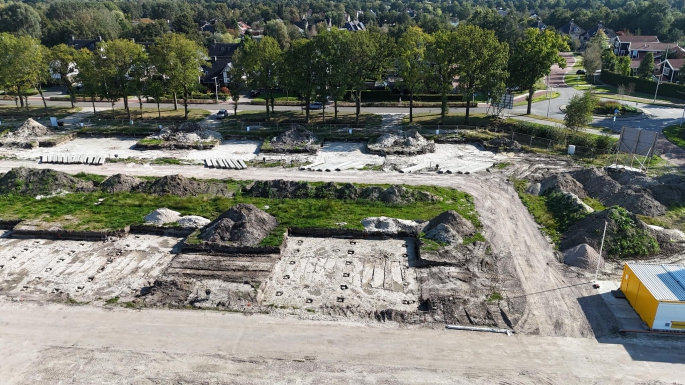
left=654, top=47, right=669, bottom=103
left=213, top=76, right=219, bottom=104
left=594, top=221, right=608, bottom=283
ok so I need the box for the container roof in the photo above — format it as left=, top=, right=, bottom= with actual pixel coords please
left=627, top=263, right=685, bottom=301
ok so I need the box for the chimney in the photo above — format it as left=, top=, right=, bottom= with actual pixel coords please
left=70, top=35, right=75, bottom=42
left=97, top=35, right=102, bottom=41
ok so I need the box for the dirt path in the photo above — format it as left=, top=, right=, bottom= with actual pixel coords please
left=0, top=299, right=682, bottom=384
left=0, top=160, right=612, bottom=337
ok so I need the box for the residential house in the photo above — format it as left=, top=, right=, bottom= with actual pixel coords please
left=613, top=35, right=660, bottom=56
left=558, top=19, right=585, bottom=41
left=343, top=20, right=366, bottom=32
left=659, top=59, right=685, bottom=83
left=527, top=18, right=546, bottom=31
left=580, top=22, right=616, bottom=48
left=201, top=42, right=240, bottom=88
left=68, top=35, right=103, bottom=51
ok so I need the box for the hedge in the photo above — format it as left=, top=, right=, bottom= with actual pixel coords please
left=342, top=90, right=464, bottom=102
left=600, top=70, right=685, bottom=100
left=505, top=121, right=616, bottom=150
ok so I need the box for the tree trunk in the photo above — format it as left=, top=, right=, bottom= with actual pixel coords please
left=183, top=86, right=189, bottom=120
left=304, top=95, right=310, bottom=123
left=355, top=90, right=361, bottom=124
left=321, top=104, right=325, bottom=124
left=111, top=99, right=116, bottom=119
left=67, top=85, right=75, bottom=108
left=157, top=100, right=161, bottom=119
left=270, top=93, right=275, bottom=113
left=123, top=93, right=131, bottom=121
left=265, top=89, right=270, bottom=121
left=91, top=96, right=96, bottom=114
left=173, top=92, right=178, bottom=110
left=440, top=91, right=447, bottom=124
left=334, top=100, right=338, bottom=121
left=138, top=95, right=143, bottom=119
left=527, top=88, right=534, bottom=115
left=233, top=97, right=238, bottom=115
left=409, top=91, right=414, bottom=122
left=17, top=87, right=24, bottom=108
left=464, top=98, right=470, bottom=125
left=37, top=84, right=48, bottom=115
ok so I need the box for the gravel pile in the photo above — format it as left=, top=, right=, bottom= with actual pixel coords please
left=177, top=215, right=211, bottom=228
left=374, top=129, right=429, bottom=148
left=151, top=122, right=222, bottom=143
left=563, top=243, right=603, bottom=269
left=361, top=217, right=424, bottom=234
left=272, top=126, right=316, bottom=146
left=144, top=208, right=182, bottom=225
left=4, top=118, right=53, bottom=139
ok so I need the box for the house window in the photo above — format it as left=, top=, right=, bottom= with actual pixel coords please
left=665, top=67, right=671, bottom=76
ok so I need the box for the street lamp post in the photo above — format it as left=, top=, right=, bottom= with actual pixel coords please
left=213, top=76, right=219, bottom=104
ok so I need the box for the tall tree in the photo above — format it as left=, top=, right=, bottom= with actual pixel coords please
left=616, top=56, right=632, bottom=76
left=426, top=30, right=459, bottom=123
left=74, top=48, right=102, bottom=113
left=0, top=2, right=42, bottom=38
left=0, top=33, right=47, bottom=110
left=346, top=30, right=388, bottom=124
left=397, top=26, right=431, bottom=122
left=637, top=52, right=655, bottom=79
left=49, top=44, right=79, bottom=108
left=281, top=39, right=318, bottom=122
left=453, top=24, right=509, bottom=124
left=148, top=33, right=208, bottom=119
left=224, top=65, right=245, bottom=117
left=264, top=20, right=291, bottom=50
left=233, top=36, right=282, bottom=120
left=565, top=90, right=597, bottom=131
left=583, top=43, right=603, bottom=83
left=313, top=29, right=352, bottom=121
left=97, top=39, right=147, bottom=120
left=508, top=28, right=569, bottom=115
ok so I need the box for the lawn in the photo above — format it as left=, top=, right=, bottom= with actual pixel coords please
left=0, top=105, right=82, bottom=118
left=93, top=107, right=210, bottom=121
left=513, top=91, right=560, bottom=107
left=663, top=125, right=685, bottom=150
left=224, top=110, right=382, bottom=127
left=0, top=182, right=480, bottom=247
left=403, top=112, right=497, bottom=127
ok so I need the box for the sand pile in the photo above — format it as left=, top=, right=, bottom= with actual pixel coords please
left=563, top=243, right=604, bottom=269
left=198, top=203, right=278, bottom=247
left=144, top=208, right=181, bottom=225
left=361, top=217, right=424, bottom=235
left=4, top=118, right=53, bottom=139
left=177, top=216, right=211, bottom=228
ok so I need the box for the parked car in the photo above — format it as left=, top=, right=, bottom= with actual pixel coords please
left=309, top=102, right=323, bottom=110
left=216, top=109, right=228, bottom=119
left=576, top=69, right=586, bottom=75
left=249, top=89, right=260, bottom=97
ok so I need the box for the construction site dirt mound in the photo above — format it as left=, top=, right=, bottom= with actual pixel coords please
left=569, top=168, right=666, bottom=216
left=368, top=129, right=435, bottom=155
left=139, top=122, right=222, bottom=149
left=99, top=174, right=143, bottom=193
left=272, top=126, right=316, bottom=146
left=0, top=167, right=94, bottom=196
left=3, top=118, right=53, bottom=139
left=245, top=180, right=436, bottom=204
left=177, top=215, right=211, bottom=228
left=563, top=243, right=603, bottom=269
left=144, top=208, right=181, bottom=225
left=485, top=137, right=522, bottom=151
left=560, top=208, right=661, bottom=257
left=139, top=279, right=193, bottom=307
left=198, top=203, right=277, bottom=247
left=424, top=210, right=477, bottom=237
left=138, top=174, right=231, bottom=197
left=537, top=173, right=587, bottom=198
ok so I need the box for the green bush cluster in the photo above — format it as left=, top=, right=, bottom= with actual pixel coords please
left=607, top=207, right=660, bottom=258
left=505, top=121, right=616, bottom=150
left=594, top=100, right=640, bottom=115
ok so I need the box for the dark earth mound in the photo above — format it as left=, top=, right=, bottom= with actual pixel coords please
left=198, top=203, right=278, bottom=247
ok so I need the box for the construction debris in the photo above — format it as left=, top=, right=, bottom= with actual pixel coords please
left=3, top=118, right=52, bottom=139
left=367, top=129, right=435, bottom=155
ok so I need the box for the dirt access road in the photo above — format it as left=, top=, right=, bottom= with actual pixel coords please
left=0, top=160, right=613, bottom=338
left=0, top=299, right=683, bottom=384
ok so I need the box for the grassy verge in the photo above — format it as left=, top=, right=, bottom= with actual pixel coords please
left=93, top=108, right=210, bottom=121
left=663, top=125, right=685, bottom=150
left=403, top=112, right=497, bottom=127
left=0, top=105, right=82, bottom=118
left=0, top=182, right=479, bottom=248
left=513, top=92, right=560, bottom=107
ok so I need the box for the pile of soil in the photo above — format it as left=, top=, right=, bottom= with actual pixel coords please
left=144, top=208, right=181, bottom=225
left=155, top=122, right=222, bottom=143
left=422, top=210, right=477, bottom=245
left=198, top=203, right=277, bottom=247
left=0, top=167, right=94, bottom=196
left=560, top=208, right=661, bottom=257
left=3, top=118, right=53, bottom=139
left=368, top=129, right=435, bottom=155
left=138, top=174, right=231, bottom=197
left=99, top=174, right=143, bottom=193
left=562, top=243, right=603, bottom=269
left=485, top=137, right=522, bottom=151
left=272, top=126, right=316, bottom=146
left=536, top=173, right=587, bottom=198
left=244, top=180, right=438, bottom=204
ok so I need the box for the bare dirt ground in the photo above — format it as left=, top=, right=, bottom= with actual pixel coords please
left=0, top=299, right=683, bottom=384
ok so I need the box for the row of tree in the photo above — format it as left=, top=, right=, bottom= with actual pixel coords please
left=0, top=32, right=207, bottom=120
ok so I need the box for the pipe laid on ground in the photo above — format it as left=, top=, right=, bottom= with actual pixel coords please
left=445, top=324, right=514, bottom=336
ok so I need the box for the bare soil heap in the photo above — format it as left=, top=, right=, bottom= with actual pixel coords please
left=3, top=118, right=53, bottom=139
left=367, top=129, right=435, bottom=155
left=484, top=137, right=522, bottom=152
left=138, top=122, right=222, bottom=149
left=244, top=180, right=438, bottom=203
left=263, top=125, right=319, bottom=154
left=0, top=168, right=94, bottom=196
left=198, top=203, right=278, bottom=247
